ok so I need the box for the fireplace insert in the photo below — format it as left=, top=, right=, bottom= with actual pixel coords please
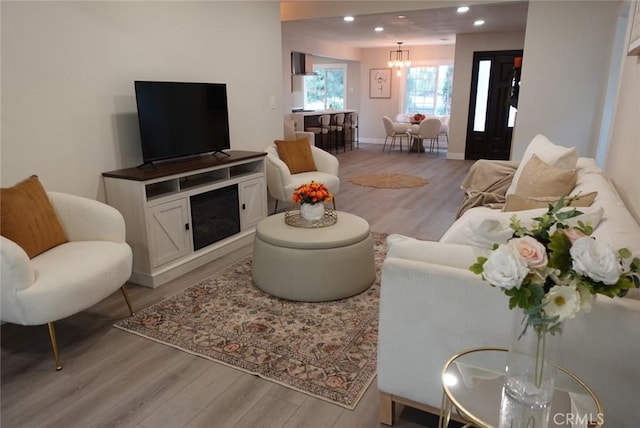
left=190, top=185, right=240, bottom=251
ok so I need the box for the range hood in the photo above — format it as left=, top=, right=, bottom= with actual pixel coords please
left=291, top=52, right=317, bottom=76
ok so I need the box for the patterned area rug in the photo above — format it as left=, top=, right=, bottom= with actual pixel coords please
left=349, top=173, right=429, bottom=189
left=114, top=233, right=387, bottom=409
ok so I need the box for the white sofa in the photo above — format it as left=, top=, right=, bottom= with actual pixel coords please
left=377, top=157, right=640, bottom=426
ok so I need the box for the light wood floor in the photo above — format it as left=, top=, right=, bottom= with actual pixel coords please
left=1, top=143, right=473, bottom=428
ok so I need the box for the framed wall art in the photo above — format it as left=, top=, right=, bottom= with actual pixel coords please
left=369, top=68, right=391, bottom=98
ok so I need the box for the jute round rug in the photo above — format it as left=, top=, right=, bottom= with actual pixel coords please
left=349, top=173, right=429, bottom=189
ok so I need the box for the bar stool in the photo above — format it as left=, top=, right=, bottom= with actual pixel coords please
left=346, top=112, right=359, bottom=149
left=328, top=113, right=345, bottom=153
left=306, top=115, right=331, bottom=151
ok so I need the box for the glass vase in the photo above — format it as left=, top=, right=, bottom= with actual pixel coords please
left=300, top=202, right=325, bottom=221
left=499, top=313, right=564, bottom=428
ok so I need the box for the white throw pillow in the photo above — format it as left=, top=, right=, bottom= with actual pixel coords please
left=441, top=206, right=604, bottom=249
left=506, top=134, right=578, bottom=196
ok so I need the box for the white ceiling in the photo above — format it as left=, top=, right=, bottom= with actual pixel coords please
left=282, top=1, right=529, bottom=48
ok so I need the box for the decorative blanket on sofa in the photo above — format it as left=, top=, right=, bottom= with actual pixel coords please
left=456, top=159, right=519, bottom=218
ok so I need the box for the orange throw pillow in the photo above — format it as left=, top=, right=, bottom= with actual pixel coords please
left=1, top=175, right=68, bottom=258
left=274, top=138, right=318, bottom=174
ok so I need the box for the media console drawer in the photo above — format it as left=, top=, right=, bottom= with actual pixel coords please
left=103, top=151, right=267, bottom=288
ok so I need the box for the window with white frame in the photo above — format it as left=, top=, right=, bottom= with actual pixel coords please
left=303, top=63, right=347, bottom=110
left=402, top=63, right=453, bottom=116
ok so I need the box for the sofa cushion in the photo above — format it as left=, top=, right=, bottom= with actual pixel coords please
left=274, top=138, right=318, bottom=174
left=507, top=134, right=578, bottom=195
left=386, top=234, right=489, bottom=270
left=513, top=154, right=577, bottom=198
left=504, top=192, right=597, bottom=212
left=1, top=175, right=68, bottom=258
left=283, top=120, right=297, bottom=140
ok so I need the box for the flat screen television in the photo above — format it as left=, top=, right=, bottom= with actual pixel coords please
left=134, top=81, right=231, bottom=164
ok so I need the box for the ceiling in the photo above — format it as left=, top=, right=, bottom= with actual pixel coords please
left=282, top=1, right=529, bottom=48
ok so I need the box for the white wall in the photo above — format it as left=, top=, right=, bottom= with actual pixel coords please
left=1, top=1, right=283, bottom=201
left=280, top=27, right=456, bottom=143
left=606, top=32, right=640, bottom=222
left=448, top=31, right=526, bottom=159
left=512, top=0, right=621, bottom=159
left=356, top=44, right=456, bottom=144
left=281, top=25, right=362, bottom=114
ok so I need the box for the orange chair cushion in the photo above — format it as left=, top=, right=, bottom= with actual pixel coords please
left=1, top=175, right=68, bottom=258
left=274, top=138, right=318, bottom=174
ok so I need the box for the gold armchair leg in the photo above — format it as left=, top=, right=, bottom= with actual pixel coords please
left=120, top=285, right=135, bottom=316
left=47, top=322, right=62, bottom=371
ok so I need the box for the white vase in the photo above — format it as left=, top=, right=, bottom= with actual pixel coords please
left=300, top=203, right=325, bottom=221
left=499, top=313, right=563, bottom=428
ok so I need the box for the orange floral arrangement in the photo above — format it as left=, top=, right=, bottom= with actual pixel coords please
left=292, top=181, right=333, bottom=205
left=413, top=113, right=426, bottom=122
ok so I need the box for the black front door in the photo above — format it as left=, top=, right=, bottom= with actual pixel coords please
left=465, top=50, right=523, bottom=160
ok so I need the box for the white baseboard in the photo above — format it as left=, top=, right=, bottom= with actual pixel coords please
left=360, top=138, right=459, bottom=158
left=359, top=138, right=385, bottom=145
left=446, top=152, right=465, bottom=160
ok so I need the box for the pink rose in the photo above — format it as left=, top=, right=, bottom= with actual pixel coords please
left=561, top=228, right=587, bottom=244
left=507, top=236, right=548, bottom=269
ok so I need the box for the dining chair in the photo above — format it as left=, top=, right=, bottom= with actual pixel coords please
left=382, top=116, right=410, bottom=153
left=410, top=118, right=441, bottom=155
left=438, top=115, right=450, bottom=145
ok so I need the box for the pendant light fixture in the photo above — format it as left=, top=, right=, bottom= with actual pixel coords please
left=388, top=42, right=411, bottom=76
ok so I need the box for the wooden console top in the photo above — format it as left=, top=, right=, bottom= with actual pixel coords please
left=102, top=150, right=266, bottom=181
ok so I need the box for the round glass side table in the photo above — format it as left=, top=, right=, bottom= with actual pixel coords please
left=438, top=347, right=604, bottom=428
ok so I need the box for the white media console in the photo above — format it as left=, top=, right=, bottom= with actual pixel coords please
left=103, top=151, right=267, bottom=288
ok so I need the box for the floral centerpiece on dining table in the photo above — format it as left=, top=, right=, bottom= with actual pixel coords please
left=469, top=197, right=639, bottom=424
left=292, top=181, right=333, bottom=221
left=412, top=113, right=426, bottom=123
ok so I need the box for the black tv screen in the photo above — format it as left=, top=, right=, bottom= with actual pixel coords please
left=134, top=81, right=231, bottom=163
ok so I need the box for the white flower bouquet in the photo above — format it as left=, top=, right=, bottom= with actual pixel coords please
left=470, top=197, right=640, bottom=421
left=470, top=198, right=639, bottom=333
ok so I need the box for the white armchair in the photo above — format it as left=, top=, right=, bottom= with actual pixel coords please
left=265, top=141, right=340, bottom=213
left=0, top=191, right=134, bottom=370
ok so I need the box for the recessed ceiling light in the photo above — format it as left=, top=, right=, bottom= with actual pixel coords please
left=344, top=16, right=354, bottom=22
left=374, top=26, right=384, bottom=32
left=474, top=20, right=485, bottom=26
left=457, top=6, right=470, bottom=13
left=398, top=15, right=406, bottom=19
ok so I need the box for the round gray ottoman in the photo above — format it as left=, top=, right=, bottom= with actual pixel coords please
left=252, top=211, right=375, bottom=302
